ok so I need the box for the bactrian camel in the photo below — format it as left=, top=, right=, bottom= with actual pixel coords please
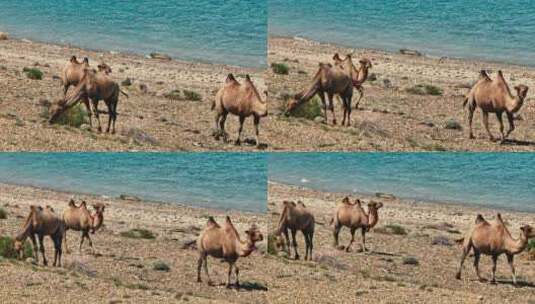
left=50, top=67, right=127, bottom=133
left=14, top=205, right=64, bottom=267
left=197, top=216, right=263, bottom=288
left=288, top=57, right=354, bottom=126
left=212, top=74, right=268, bottom=147
left=464, top=70, right=529, bottom=141
left=331, top=197, right=383, bottom=252
left=62, top=199, right=105, bottom=254
left=455, top=213, right=535, bottom=285
left=275, top=200, right=315, bottom=260
left=333, top=53, right=373, bottom=109
left=61, top=56, right=89, bottom=97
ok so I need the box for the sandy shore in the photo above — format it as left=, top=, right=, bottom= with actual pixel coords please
left=267, top=182, right=535, bottom=303
left=0, top=37, right=266, bottom=151
left=0, top=183, right=268, bottom=303
left=268, top=36, right=535, bottom=151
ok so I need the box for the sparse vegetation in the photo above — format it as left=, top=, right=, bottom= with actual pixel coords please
left=0, top=208, right=6, bottom=219
left=54, top=104, right=88, bottom=128
left=528, top=240, right=535, bottom=251
left=376, top=224, right=408, bottom=235
left=406, top=84, right=443, bottom=96
left=0, top=236, right=32, bottom=259
left=182, top=89, right=202, bottom=101
left=120, top=228, right=156, bottom=239
left=271, top=63, right=289, bottom=75
left=286, top=95, right=322, bottom=120
left=164, top=89, right=202, bottom=101
left=23, top=67, right=43, bottom=80
left=153, top=261, right=170, bottom=272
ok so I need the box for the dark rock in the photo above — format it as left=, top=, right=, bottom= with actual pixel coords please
left=121, top=78, right=132, bottom=86
left=432, top=236, right=452, bottom=246
left=150, top=53, right=172, bottom=61
left=402, top=256, right=419, bottom=265
left=444, top=119, right=462, bottom=130
left=399, top=49, right=422, bottom=56
left=119, top=194, right=141, bottom=201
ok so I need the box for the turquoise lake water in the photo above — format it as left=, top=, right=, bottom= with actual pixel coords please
left=0, top=0, right=267, bottom=68
left=269, top=0, right=535, bottom=66
left=0, top=153, right=266, bottom=212
left=269, top=153, right=535, bottom=212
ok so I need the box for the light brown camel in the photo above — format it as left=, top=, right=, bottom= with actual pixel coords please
left=212, top=74, right=268, bottom=147
left=61, top=56, right=90, bottom=97
left=288, top=59, right=354, bottom=126
left=197, top=216, right=263, bottom=288
left=463, top=70, right=529, bottom=141
left=331, top=198, right=383, bottom=252
left=62, top=199, right=105, bottom=254
left=333, top=53, right=373, bottom=109
left=14, top=205, right=64, bottom=266
left=455, top=213, right=535, bottom=285
left=50, top=67, right=127, bottom=133
left=274, top=200, right=315, bottom=260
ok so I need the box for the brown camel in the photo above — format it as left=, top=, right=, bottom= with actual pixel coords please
left=197, top=216, right=263, bottom=288
left=62, top=199, right=105, bottom=254
left=455, top=213, right=535, bottom=285
left=288, top=59, right=354, bottom=126
left=14, top=205, right=64, bottom=266
left=274, top=200, right=315, bottom=260
left=331, top=197, right=383, bottom=252
left=61, top=56, right=90, bottom=97
left=464, top=70, right=529, bottom=141
left=333, top=53, right=373, bottom=109
left=50, top=67, right=127, bottom=133
left=212, top=74, right=268, bottom=147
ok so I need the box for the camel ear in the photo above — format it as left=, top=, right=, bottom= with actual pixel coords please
left=342, top=197, right=350, bottom=204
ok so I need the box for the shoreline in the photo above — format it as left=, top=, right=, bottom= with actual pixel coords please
left=268, top=181, right=535, bottom=214
left=269, top=34, right=534, bottom=69
left=5, top=32, right=265, bottom=70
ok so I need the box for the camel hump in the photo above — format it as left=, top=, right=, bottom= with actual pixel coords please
left=70, top=56, right=78, bottom=63
left=245, top=74, right=251, bottom=82
left=496, top=213, right=503, bottom=222
left=225, top=73, right=236, bottom=83
left=68, top=199, right=76, bottom=207
left=333, top=53, right=341, bottom=61
left=207, top=216, right=218, bottom=227
left=475, top=214, right=485, bottom=224
left=83, top=57, right=89, bottom=64
left=479, top=70, right=490, bottom=80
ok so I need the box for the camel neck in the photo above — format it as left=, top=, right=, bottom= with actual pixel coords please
left=505, top=232, right=528, bottom=254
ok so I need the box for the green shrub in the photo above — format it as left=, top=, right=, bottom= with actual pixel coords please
left=406, top=84, right=443, bottom=96
left=164, top=89, right=181, bottom=101
left=153, top=261, right=170, bottom=272
left=182, top=89, right=202, bottom=101
left=23, top=67, right=43, bottom=80
left=0, top=208, right=6, bottom=219
left=54, top=104, right=88, bottom=127
left=528, top=239, right=535, bottom=251
left=287, top=95, right=322, bottom=120
left=271, top=63, right=289, bottom=75
left=0, top=236, right=32, bottom=259
left=120, top=229, right=156, bottom=239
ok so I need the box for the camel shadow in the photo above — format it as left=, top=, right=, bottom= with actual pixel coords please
left=500, top=139, right=535, bottom=147
left=217, top=281, right=268, bottom=292
left=495, top=280, right=535, bottom=288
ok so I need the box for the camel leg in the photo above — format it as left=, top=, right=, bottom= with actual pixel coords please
left=345, top=96, right=352, bottom=127
left=506, top=112, right=515, bottom=139
left=82, top=96, right=93, bottom=129
left=213, top=111, right=222, bottom=139
left=196, top=252, right=204, bottom=282
left=307, top=232, right=314, bottom=260
left=111, top=99, right=118, bottom=134
left=481, top=111, right=494, bottom=141
left=235, top=116, right=245, bottom=145
left=496, top=112, right=505, bottom=141
left=467, top=105, right=475, bottom=139
left=302, top=231, right=310, bottom=261
left=506, top=254, right=516, bottom=285
left=63, top=84, right=69, bottom=97
left=92, top=99, right=102, bottom=133
left=319, top=93, right=328, bottom=124
left=53, top=234, right=62, bottom=267
left=63, top=229, right=70, bottom=254
left=473, top=250, right=483, bottom=282
left=327, top=93, right=337, bottom=125
left=226, top=262, right=234, bottom=288
left=84, top=231, right=94, bottom=254
left=219, top=112, right=228, bottom=142
left=491, top=255, right=498, bottom=284
left=360, top=229, right=367, bottom=252
left=455, top=244, right=470, bottom=280
left=346, top=227, right=356, bottom=252
left=333, top=223, right=341, bottom=248
left=234, top=265, right=240, bottom=289
left=341, top=100, right=347, bottom=126
left=253, top=115, right=261, bottom=147
left=105, top=101, right=113, bottom=133
left=203, top=255, right=212, bottom=285
left=79, top=231, right=86, bottom=253
left=291, top=229, right=299, bottom=260
left=38, top=234, right=47, bottom=266
left=355, top=86, right=363, bottom=109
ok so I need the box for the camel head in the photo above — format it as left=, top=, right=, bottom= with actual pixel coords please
left=243, top=223, right=263, bottom=255
left=97, top=63, right=112, bottom=75
left=520, top=225, right=535, bottom=239
left=368, top=201, right=383, bottom=211
left=91, top=203, right=105, bottom=233
left=341, top=196, right=351, bottom=204
left=14, top=240, right=25, bottom=259
left=514, top=85, right=529, bottom=100
left=49, top=67, right=96, bottom=123
left=359, top=58, right=372, bottom=70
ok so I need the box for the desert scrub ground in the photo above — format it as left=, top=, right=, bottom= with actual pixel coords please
left=266, top=182, right=535, bottom=303
left=267, top=36, right=535, bottom=151
left=0, top=37, right=266, bottom=151
left=0, top=183, right=268, bottom=303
